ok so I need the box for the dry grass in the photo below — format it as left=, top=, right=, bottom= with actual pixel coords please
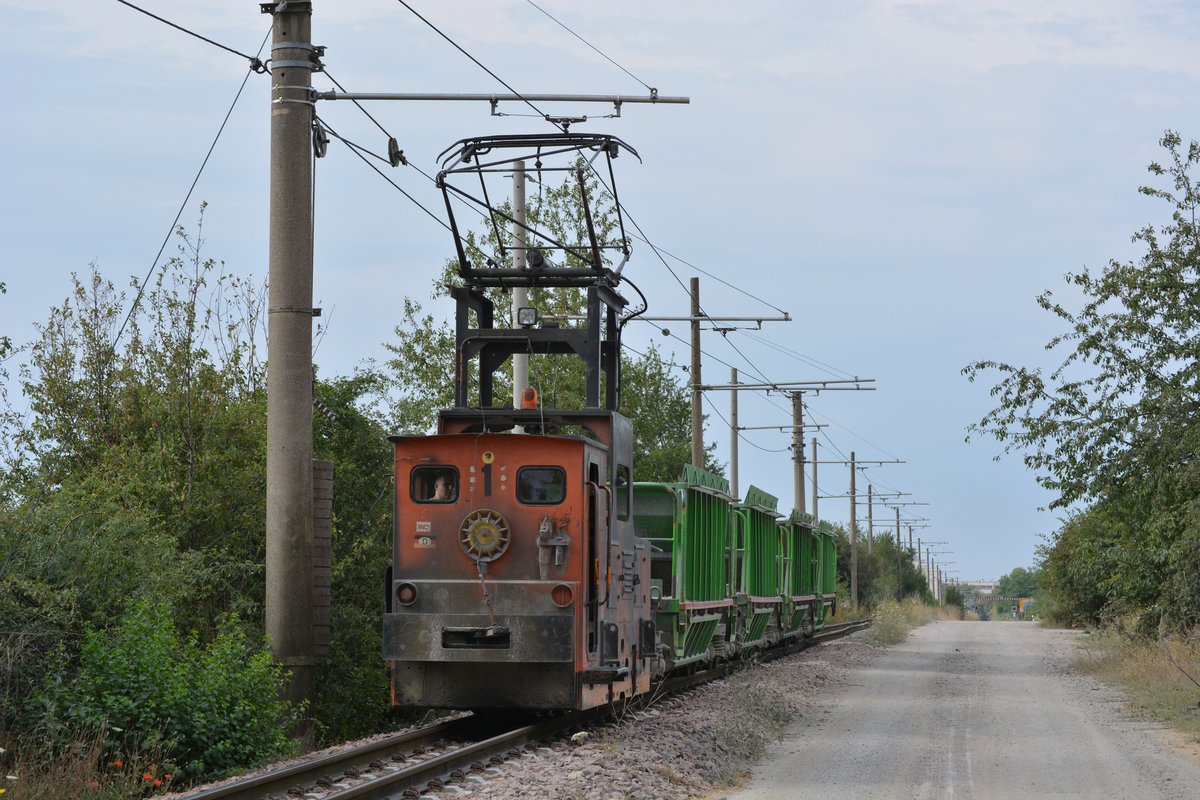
left=932, top=605, right=975, bottom=621
left=868, top=598, right=936, bottom=645
left=1076, top=631, right=1200, bottom=741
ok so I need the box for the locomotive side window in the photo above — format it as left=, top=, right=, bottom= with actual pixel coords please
left=411, top=466, right=459, bottom=503
left=517, top=466, right=566, bottom=504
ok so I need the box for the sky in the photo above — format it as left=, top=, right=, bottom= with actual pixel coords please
left=5, top=0, right=1200, bottom=582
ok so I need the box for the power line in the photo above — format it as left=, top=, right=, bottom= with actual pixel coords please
left=624, top=232, right=789, bottom=316
left=114, top=0, right=268, bottom=70
left=323, top=69, right=393, bottom=139
left=114, top=30, right=271, bottom=352
left=522, top=0, right=655, bottom=94
left=718, top=330, right=772, bottom=386
left=807, top=404, right=904, bottom=462
left=709, top=402, right=790, bottom=454
left=0, top=29, right=270, bottom=581
left=392, top=0, right=562, bottom=130
left=739, top=330, right=858, bottom=381
left=322, top=122, right=449, bottom=232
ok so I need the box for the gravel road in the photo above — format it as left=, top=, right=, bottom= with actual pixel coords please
left=725, top=620, right=1200, bottom=800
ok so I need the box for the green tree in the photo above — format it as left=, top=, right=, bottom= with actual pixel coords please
left=997, top=566, right=1040, bottom=598
left=965, top=131, right=1200, bottom=508
left=965, top=131, right=1200, bottom=632
left=309, top=373, right=396, bottom=744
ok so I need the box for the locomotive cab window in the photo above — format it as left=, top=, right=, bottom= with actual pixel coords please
left=517, top=466, right=566, bottom=504
left=412, top=466, right=459, bottom=503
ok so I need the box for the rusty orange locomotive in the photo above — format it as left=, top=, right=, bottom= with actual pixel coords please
left=382, top=133, right=835, bottom=713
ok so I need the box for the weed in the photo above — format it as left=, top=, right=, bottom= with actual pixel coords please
left=0, top=724, right=169, bottom=800
left=868, top=597, right=937, bottom=645
left=1076, top=631, right=1200, bottom=740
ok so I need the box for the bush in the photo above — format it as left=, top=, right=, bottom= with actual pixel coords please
left=311, top=604, right=391, bottom=746
left=42, top=597, right=300, bottom=782
left=869, top=598, right=934, bottom=645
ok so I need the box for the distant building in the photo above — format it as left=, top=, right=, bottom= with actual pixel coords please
left=965, top=580, right=998, bottom=595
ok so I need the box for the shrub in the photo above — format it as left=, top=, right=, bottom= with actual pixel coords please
left=42, top=598, right=300, bottom=782
left=869, top=597, right=935, bottom=645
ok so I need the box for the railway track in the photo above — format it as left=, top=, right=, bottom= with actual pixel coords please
left=181, top=617, right=870, bottom=800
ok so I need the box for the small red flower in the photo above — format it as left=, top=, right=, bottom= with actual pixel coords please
left=153, top=779, right=162, bottom=787
left=113, top=759, right=123, bottom=768
left=142, top=772, right=153, bottom=781
left=164, top=774, right=173, bottom=780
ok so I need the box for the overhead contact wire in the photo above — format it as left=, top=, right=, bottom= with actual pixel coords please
left=323, top=70, right=393, bottom=139
left=114, top=0, right=267, bottom=68
left=625, top=232, right=789, bottom=316
left=709, top=403, right=790, bottom=454
left=522, top=0, right=656, bottom=94
left=115, top=28, right=270, bottom=350
left=393, top=0, right=561, bottom=129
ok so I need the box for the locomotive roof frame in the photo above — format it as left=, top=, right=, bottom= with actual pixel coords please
left=435, top=131, right=639, bottom=419
left=435, top=132, right=638, bottom=285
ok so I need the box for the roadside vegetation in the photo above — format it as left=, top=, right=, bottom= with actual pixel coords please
left=967, top=131, right=1200, bottom=638
left=1076, top=630, right=1200, bottom=741
left=868, top=598, right=935, bottom=645
left=967, top=131, right=1200, bottom=741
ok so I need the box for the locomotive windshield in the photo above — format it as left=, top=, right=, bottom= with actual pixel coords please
left=411, top=465, right=458, bottom=503
left=517, top=466, right=566, bottom=504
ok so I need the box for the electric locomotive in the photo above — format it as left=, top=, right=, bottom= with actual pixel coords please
left=382, top=133, right=654, bottom=710
left=384, top=404, right=654, bottom=710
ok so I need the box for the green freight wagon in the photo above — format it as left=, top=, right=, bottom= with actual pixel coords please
left=733, top=486, right=783, bottom=648
left=815, top=520, right=838, bottom=624
left=632, top=465, right=734, bottom=671
left=778, top=510, right=821, bottom=639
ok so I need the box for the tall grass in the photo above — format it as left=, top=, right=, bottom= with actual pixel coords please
left=868, top=597, right=936, bottom=645
left=1076, top=632, right=1200, bottom=739
left=0, top=725, right=168, bottom=799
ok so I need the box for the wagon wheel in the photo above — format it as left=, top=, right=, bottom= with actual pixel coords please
left=459, top=509, right=511, bottom=563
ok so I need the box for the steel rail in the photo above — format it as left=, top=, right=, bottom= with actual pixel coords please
left=179, top=716, right=474, bottom=799
left=180, top=617, right=871, bottom=799
left=320, top=707, right=613, bottom=800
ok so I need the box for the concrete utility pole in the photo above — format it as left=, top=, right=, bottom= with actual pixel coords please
left=730, top=368, right=739, bottom=499
left=867, top=484, right=874, bottom=554
left=265, top=0, right=316, bottom=741
left=792, top=392, right=805, bottom=515
left=895, top=506, right=902, bottom=599
left=849, top=450, right=858, bottom=608
left=511, top=160, right=528, bottom=418
left=810, top=437, right=818, bottom=521
left=690, top=277, right=703, bottom=467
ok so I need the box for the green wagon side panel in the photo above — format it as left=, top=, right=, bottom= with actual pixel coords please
left=782, top=510, right=819, bottom=597
left=735, top=485, right=780, bottom=597
left=634, top=466, right=734, bottom=668
left=818, top=521, right=837, bottom=596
